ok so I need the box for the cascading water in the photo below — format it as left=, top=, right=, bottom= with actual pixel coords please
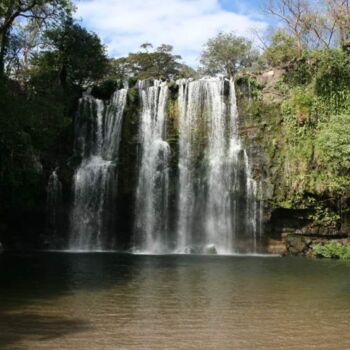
left=46, top=169, right=63, bottom=236
left=176, top=78, right=262, bottom=254
left=133, top=81, right=170, bottom=253
left=69, top=88, right=127, bottom=251
left=65, top=78, right=262, bottom=254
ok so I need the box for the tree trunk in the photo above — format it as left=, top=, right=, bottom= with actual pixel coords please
left=0, top=31, right=9, bottom=77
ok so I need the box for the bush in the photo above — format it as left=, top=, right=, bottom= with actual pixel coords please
left=308, top=205, right=340, bottom=227
left=262, top=31, right=299, bottom=67
left=316, top=114, right=350, bottom=172
left=313, top=242, right=350, bottom=259
left=313, top=49, right=350, bottom=97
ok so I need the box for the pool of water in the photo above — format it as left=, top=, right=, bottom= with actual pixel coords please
left=0, top=252, right=349, bottom=349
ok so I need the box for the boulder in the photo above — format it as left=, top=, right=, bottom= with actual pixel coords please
left=204, top=244, right=217, bottom=255
left=285, top=235, right=311, bottom=256
left=183, top=245, right=201, bottom=254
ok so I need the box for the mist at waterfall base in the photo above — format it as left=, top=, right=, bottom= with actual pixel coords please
left=48, top=78, right=263, bottom=254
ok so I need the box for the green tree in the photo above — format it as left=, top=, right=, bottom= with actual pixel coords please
left=0, top=0, right=73, bottom=75
left=32, top=19, right=109, bottom=87
left=109, top=43, right=182, bottom=80
left=177, top=63, right=198, bottom=79
left=199, top=32, right=259, bottom=77
left=262, top=31, right=299, bottom=66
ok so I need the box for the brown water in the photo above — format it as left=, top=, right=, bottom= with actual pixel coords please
left=0, top=252, right=349, bottom=350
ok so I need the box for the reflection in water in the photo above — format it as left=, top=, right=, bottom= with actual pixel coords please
left=0, top=253, right=350, bottom=350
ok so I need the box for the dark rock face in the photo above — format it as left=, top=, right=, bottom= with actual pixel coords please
left=268, top=208, right=311, bottom=239
left=114, top=88, right=140, bottom=249
left=235, top=78, right=350, bottom=255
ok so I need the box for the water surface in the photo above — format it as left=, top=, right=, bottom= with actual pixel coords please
left=0, top=252, right=349, bottom=349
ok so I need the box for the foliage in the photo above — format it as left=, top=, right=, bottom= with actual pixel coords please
left=0, top=0, right=73, bottom=31
left=313, top=242, right=350, bottom=259
left=32, top=18, right=109, bottom=87
left=289, top=87, right=315, bottom=124
left=91, top=80, right=121, bottom=100
left=108, top=44, right=183, bottom=81
left=264, top=0, right=344, bottom=53
left=316, top=114, right=350, bottom=175
left=0, top=0, right=74, bottom=74
left=262, top=31, right=299, bottom=67
left=199, top=32, right=259, bottom=77
left=308, top=205, right=340, bottom=226
left=0, top=9, right=109, bottom=240
left=177, top=64, right=199, bottom=79
left=0, top=78, right=69, bottom=213
left=253, top=46, right=350, bottom=206
left=312, top=49, right=350, bottom=98
left=236, top=75, right=263, bottom=100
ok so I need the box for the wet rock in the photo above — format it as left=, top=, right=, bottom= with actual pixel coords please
left=204, top=244, right=217, bottom=255
left=184, top=246, right=202, bottom=254
left=285, top=234, right=311, bottom=256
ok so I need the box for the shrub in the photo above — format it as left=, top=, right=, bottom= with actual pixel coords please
left=316, top=114, right=350, bottom=172
left=313, top=242, right=350, bottom=259
left=262, top=31, right=299, bottom=67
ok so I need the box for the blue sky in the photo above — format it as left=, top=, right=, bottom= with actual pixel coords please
left=74, top=0, right=270, bottom=66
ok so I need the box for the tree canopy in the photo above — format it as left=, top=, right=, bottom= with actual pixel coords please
left=262, top=31, right=299, bottom=67
left=0, top=0, right=74, bottom=74
left=32, top=18, right=109, bottom=87
left=109, top=43, right=184, bottom=81
left=199, top=32, right=259, bottom=77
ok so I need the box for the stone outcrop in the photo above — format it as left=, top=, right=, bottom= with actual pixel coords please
left=285, top=233, right=350, bottom=256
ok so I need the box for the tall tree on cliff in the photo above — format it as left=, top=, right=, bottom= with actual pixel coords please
left=199, top=32, right=259, bottom=77
left=109, top=43, right=183, bottom=80
left=33, top=18, right=109, bottom=88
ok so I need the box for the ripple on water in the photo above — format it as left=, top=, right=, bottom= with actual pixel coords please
left=0, top=252, right=349, bottom=350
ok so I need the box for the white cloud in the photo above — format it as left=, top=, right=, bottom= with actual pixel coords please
left=75, top=0, right=267, bottom=66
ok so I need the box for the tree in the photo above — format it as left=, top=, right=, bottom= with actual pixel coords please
left=199, top=32, right=259, bottom=77
left=264, top=0, right=337, bottom=53
left=177, top=64, right=198, bottom=79
left=265, top=0, right=310, bottom=56
left=326, top=0, right=350, bottom=50
left=109, top=44, right=182, bottom=80
left=32, top=19, right=109, bottom=87
left=262, top=30, right=299, bottom=66
left=0, top=0, right=73, bottom=75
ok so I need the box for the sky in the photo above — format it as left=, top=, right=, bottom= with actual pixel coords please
left=74, top=0, right=270, bottom=67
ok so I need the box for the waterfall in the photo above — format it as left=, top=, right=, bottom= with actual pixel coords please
left=176, top=78, right=261, bottom=254
left=133, top=81, right=170, bottom=253
left=66, top=78, right=262, bottom=254
left=46, top=169, right=62, bottom=236
left=69, top=88, right=127, bottom=251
